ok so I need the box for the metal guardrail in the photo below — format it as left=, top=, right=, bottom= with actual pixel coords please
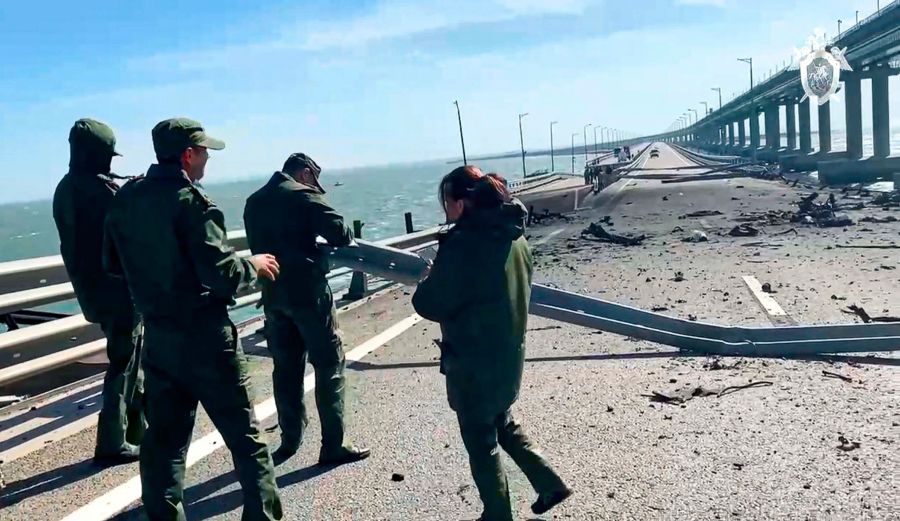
left=0, top=227, right=443, bottom=388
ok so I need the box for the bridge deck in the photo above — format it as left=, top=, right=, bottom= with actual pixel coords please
left=1, top=143, right=897, bottom=520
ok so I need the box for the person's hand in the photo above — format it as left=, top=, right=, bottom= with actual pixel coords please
left=250, top=254, right=280, bottom=281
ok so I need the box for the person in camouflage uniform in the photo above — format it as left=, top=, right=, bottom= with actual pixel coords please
left=53, top=118, right=145, bottom=465
left=103, top=118, right=282, bottom=521
left=413, top=166, right=572, bottom=521
left=243, top=153, right=370, bottom=466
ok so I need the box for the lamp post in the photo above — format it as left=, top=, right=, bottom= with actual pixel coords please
left=738, top=57, right=755, bottom=160
left=592, top=125, right=600, bottom=156
left=518, top=112, right=529, bottom=178
left=549, top=120, right=558, bottom=173
left=453, top=100, right=467, bottom=165
left=837, top=19, right=842, bottom=37
left=583, top=124, right=591, bottom=167
left=711, top=87, right=722, bottom=110
left=571, top=133, right=578, bottom=174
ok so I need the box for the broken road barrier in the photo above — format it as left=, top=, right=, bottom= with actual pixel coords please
left=530, top=285, right=900, bottom=356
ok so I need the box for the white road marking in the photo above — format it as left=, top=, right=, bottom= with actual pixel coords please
left=741, top=276, right=787, bottom=317
left=60, top=313, right=424, bottom=521
left=534, top=228, right=566, bottom=246
left=668, top=144, right=693, bottom=167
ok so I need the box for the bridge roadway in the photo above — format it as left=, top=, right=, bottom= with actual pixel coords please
left=1, top=143, right=897, bottom=520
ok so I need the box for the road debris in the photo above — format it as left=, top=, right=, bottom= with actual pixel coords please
left=860, top=215, right=898, bottom=223
left=822, top=370, right=853, bottom=383
left=761, top=283, right=776, bottom=294
left=703, top=357, right=743, bottom=370
left=837, top=435, right=861, bottom=452
left=672, top=271, right=686, bottom=282
left=391, top=473, right=406, bottom=482
left=581, top=222, right=646, bottom=246
left=682, top=230, right=708, bottom=243
left=840, top=305, right=900, bottom=324
left=835, top=244, right=900, bottom=250
left=680, top=210, right=723, bottom=219
left=729, top=224, right=760, bottom=237
left=645, top=381, right=772, bottom=404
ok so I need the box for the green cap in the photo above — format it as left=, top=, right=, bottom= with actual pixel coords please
left=69, top=118, right=121, bottom=157
left=151, top=117, right=225, bottom=159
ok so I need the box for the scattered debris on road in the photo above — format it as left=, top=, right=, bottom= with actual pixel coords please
left=682, top=230, right=708, bottom=243
left=841, top=305, right=900, bottom=323
left=729, top=224, right=760, bottom=237
left=761, top=283, right=776, bottom=294
left=680, top=210, right=723, bottom=219
left=581, top=222, right=646, bottom=246
left=837, top=435, right=861, bottom=452
left=822, top=370, right=853, bottom=383
left=391, top=473, right=406, bottom=482
left=645, top=381, right=773, bottom=404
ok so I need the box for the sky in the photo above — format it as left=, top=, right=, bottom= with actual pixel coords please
left=1, top=0, right=897, bottom=203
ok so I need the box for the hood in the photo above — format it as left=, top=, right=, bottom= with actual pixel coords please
left=456, top=199, right=527, bottom=241
left=68, top=119, right=118, bottom=175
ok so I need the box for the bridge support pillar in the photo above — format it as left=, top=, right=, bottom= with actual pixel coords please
left=785, top=101, right=797, bottom=150
left=764, top=103, right=780, bottom=150
left=737, top=118, right=746, bottom=147
left=872, top=70, right=891, bottom=158
left=798, top=98, right=812, bottom=153
left=749, top=107, right=760, bottom=152
left=843, top=74, right=863, bottom=159
left=818, top=101, right=832, bottom=153
left=727, top=121, right=734, bottom=148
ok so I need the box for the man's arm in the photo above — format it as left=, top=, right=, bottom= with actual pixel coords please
left=180, top=196, right=257, bottom=299
left=306, top=192, right=353, bottom=247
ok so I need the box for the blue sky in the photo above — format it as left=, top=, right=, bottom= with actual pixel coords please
left=1, top=0, right=896, bottom=202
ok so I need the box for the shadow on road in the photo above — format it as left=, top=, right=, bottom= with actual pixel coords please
left=111, top=463, right=332, bottom=520
left=0, top=458, right=102, bottom=508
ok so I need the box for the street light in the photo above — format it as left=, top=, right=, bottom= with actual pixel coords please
left=737, top=57, right=756, bottom=161
left=518, top=112, right=529, bottom=178
left=571, top=133, right=578, bottom=174
left=855, top=10, right=859, bottom=25
left=700, top=101, right=708, bottom=118
left=837, top=19, right=842, bottom=37
left=549, top=121, right=558, bottom=173
left=583, top=124, right=591, bottom=166
left=453, top=100, right=467, bottom=165
left=711, top=87, right=722, bottom=110
left=592, top=125, right=600, bottom=156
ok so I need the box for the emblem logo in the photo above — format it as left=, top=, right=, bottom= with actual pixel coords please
left=796, top=31, right=852, bottom=105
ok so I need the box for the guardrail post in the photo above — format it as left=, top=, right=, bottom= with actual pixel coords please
left=347, top=220, right=368, bottom=300
left=404, top=212, right=414, bottom=234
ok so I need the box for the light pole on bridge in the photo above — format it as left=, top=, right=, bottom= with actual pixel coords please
left=837, top=19, right=842, bottom=37
left=571, top=133, right=578, bottom=174
left=700, top=101, right=709, bottom=120
left=737, top=57, right=756, bottom=161
left=549, top=121, right=558, bottom=173
left=583, top=124, right=591, bottom=167
left=518, top=113, right=529, bottom=178
left=592, top=125, right=600, bottom=156
left=453, top=100, right=467, bottom=165
left=710, top=87, right=722, bottom=110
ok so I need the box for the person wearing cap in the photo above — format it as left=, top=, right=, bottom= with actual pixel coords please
left=53, top=118, right=146, bottom=465
left=243, top=153, right=370, bottom=466
left=103, top=117, right=283, bottom=520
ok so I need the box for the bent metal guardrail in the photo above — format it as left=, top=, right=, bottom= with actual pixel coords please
left=0, top=175, right=566, bottom=389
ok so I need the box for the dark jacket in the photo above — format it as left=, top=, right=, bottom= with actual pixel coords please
left=412, top=201, right=532, bottom=415
left=53, top=160, right=133, bottom=323
left=103, top=164, right=256, bottom=322
left=243, top=171, right=353, bottom=309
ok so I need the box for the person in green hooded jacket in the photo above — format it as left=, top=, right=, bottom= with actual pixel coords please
left=103, top=118, right=283, bottom=521
left=243, top=153, right=370, bottom=466
left=52, top=118, right=145, bottom=465
left=412, top=165, right=572, bottom=521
